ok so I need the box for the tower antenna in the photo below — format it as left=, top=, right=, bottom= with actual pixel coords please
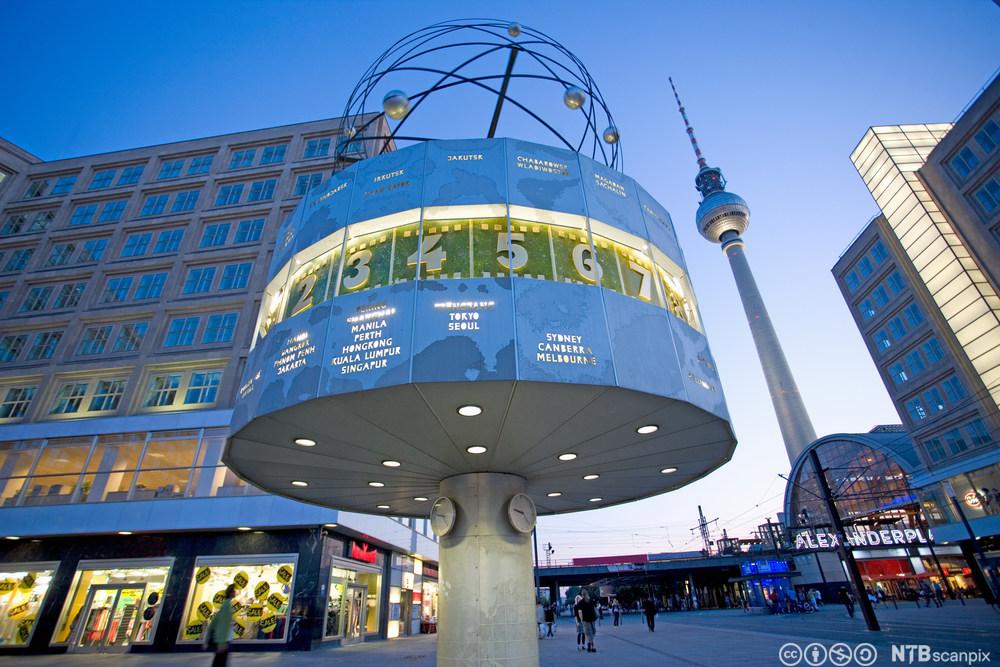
left=669, top=77, right=707, bottom=169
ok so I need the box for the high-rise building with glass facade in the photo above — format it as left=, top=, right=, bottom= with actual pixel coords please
left=0, top=117, right=439, bottom=655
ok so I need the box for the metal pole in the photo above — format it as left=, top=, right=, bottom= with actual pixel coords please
left=809, top=449, right=880, bottom=631
left=943, top=482, right=998, bottom=604
left=487, top=46, right=519, bottom=138
left=533, top=526, right=541, bottom=601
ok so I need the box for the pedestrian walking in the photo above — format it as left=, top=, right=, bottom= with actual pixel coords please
left=642, top=596, right=656, bottom=632
left=536, top=601, right=545, bottom=638
left=544, top=604, right=555, bottom=637
left=575, top=591, right=599, bottom=653
left=205, top=584, right=236, bottom=667
left=573, top=594, right=585, bottom=651
left=933, top=581, right=945, bottom=607
left=612, top=600, right=621, bottom=626
left=838, top=586, right=855, bottom=619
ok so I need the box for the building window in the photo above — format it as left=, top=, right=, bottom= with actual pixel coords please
left=199, top=223, right=231, bottom=248
left=158, top=159, right=184, bottom=180
left=857, top=256, right=873, bottom=277
left=950, top=146, right=980, bottom=179
left=1, top=214, right=27, bottom=236
left=304, top=138, right=331, bottom=158
left=873, top=330, right=891, bottom=351
left=905, top=397, right=926, bottom=422
left=23, top=179, right=49, bottom=198
left=858, top=299, right=875, bottom=320
left=234, top=218, right=264, bottom=243
left=965, top=418, right=992, bottom=447
left=89, top=169, right=116, bottom=190
left=51, top=175, right=77, bottom=195
left=294, top=173, right=323, bottom=196
left=260, top=145, right=287, bottom=165
left=79, top=238, right=108, bottom=263
left=88, top=379, right=125, bottom=412
left=53, top=282, right=85, bottom=309
left=903, top=303, right=923, bottom=327
left=975, top=120, right=999, bottom=154
left=182, top=267, right=215, bottom=294
left=886, top=271, right=905, bottom=294
left=229, top=149, right=256, bottom=170
left=888, top=317, right=907, bottom=340
left=50, top=382, right=88, bottom=414
left=943, top=428, right=968, bottom=455
left=101, top=276, right=133, bottom=303
left=0, top=334, right=26, bottom=362
left=922, top=337, right=944, bottom=364
left=19, top=286, right=52, bottom=313
left=78, top=325, right=112, bottom=355
left=121, top=233, right=152, bottom=258
left=188, top=155, right=213, bottom=175
left=70, top=204, right=97, bottom=226
left=27, top=331, right=62, bottom=360
left=889, top=363, right=908, bottom=385
left=904, top=350, right=925, bottom=376
left=923, top=387, right=945, bottom=413
left=46, top=243, right=76, bottom=267
left=203, top=312, right=239, bottom=344
left=118, top=165, right=144, bottom=186
left=140, top=194, right=169, bottom=217
left=845, top=271, right=860, bottom=292
left=164, top=317, right=200, bottom=347
left=215, top=184, right=243, bottom=206
left=113, top=321, right=148, bottom=352
left=923, top=437, right=946, bottom=461
left=145, top=374, right=181, bottom=407
left=0, top=386, right=34, bottom=418
left=172, top=190, right=200, bottom=213
left=5, top=247, right=34, bottom=272
left=871, top=285, right=889, bottom=308
left=870, top=241, right=888, bottom=264
left=219, top=262, right=252, bottom=290
left=184, top=371, right=222, bottom=404
left=942, top=375, right=967, bottom=402
left=134, top=273, right=167, bottom=300
left=975, top=178, right=1000, bottom=214
left=247, top=179, right=276, bottom=202
left=153, top=229, right=184, bottom=254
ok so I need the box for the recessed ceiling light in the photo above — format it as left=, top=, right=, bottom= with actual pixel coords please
left=237, top=526, right=252, bottom=531
left=413, top=497, right=429, bottom=502
left=466, top=445, right=487, bottom=454
left=660, top=467, right=678, bottom=474
left=381, top=460, right=401, bottom=468
left=588, top=497, right=603, bottom=502
left=558, top=453, right=577, bottom=461
left=546, top=492, right=562, bottom=497
left=457, top=404, right=482, bottom=417
left=376, top=504, right=390, bottom=510
left=291, top=480, right=309, bottom=487
left=324, top=523, right=338, bottom=528
left=118, top=531, right=133, bottom=535
left=4, top=536, right=19, bottom=541
left=368, top=481, right=385, bottom=488
left=583, top=474, right=600, bottom=480
left=294, top=438, right=317, bottom=447
left=637, top=424, right=659, bottom=435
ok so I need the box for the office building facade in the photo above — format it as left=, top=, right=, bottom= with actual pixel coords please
left=0, top=117, right=439, bottom=654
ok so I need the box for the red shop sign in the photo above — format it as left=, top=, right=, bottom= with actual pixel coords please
left=350, top=541, right=378, bottom=564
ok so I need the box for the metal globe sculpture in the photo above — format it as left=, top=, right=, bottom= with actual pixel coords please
left=382, top=89, right=410, bottom=120
left=602, top=125, right=620, bottom=144
left=336, top=18, right=623, bottom=169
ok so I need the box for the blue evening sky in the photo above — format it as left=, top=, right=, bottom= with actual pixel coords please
left=1, top=0, right=998, bottom=559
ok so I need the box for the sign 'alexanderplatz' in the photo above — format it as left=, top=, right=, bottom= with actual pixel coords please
left=224, top=19, right=736, bottom=666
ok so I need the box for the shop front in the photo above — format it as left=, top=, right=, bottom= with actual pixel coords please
left=0, top=562, right=57, bottom=646
left=51, top=558, right=170, bottom=652
left=177, top=555, right=296, bottom=646
left=323, top=553, right=383, bottom=645
left=420, top=565, right=438, bottom=634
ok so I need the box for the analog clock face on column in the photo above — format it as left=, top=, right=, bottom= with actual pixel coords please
left=430, top=496, right=457, bottom=537
left=507, top=493, right=537, bottom=534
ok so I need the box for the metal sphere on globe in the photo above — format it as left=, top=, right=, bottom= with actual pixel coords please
left=382, top=90, right=410, bottom=120
left=507, top=23, right=521, bottom=37
left=563, top=86, right=587, bottom=110
left=602, top=126, right=620, bottom=144
left=344, top=126, right=357, bottom=139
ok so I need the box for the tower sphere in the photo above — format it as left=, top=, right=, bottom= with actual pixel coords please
left=602, top=125, right=620, bottom=144
left=563, top=86, right=587, bottom=110
left=382, top=89, right=410, bottom=120
left=696, top=190, right=750, bottom=243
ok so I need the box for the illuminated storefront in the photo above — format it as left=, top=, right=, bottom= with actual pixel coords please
left=324, top=549, right=383, bottom=645
left=0, top=563, right=56, bottom=646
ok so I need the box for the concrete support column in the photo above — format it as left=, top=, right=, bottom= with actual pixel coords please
left=437, top=473, right=538, bottom=667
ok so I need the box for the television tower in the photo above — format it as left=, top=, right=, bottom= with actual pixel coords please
left=670, top=78, right=816, bottom=464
